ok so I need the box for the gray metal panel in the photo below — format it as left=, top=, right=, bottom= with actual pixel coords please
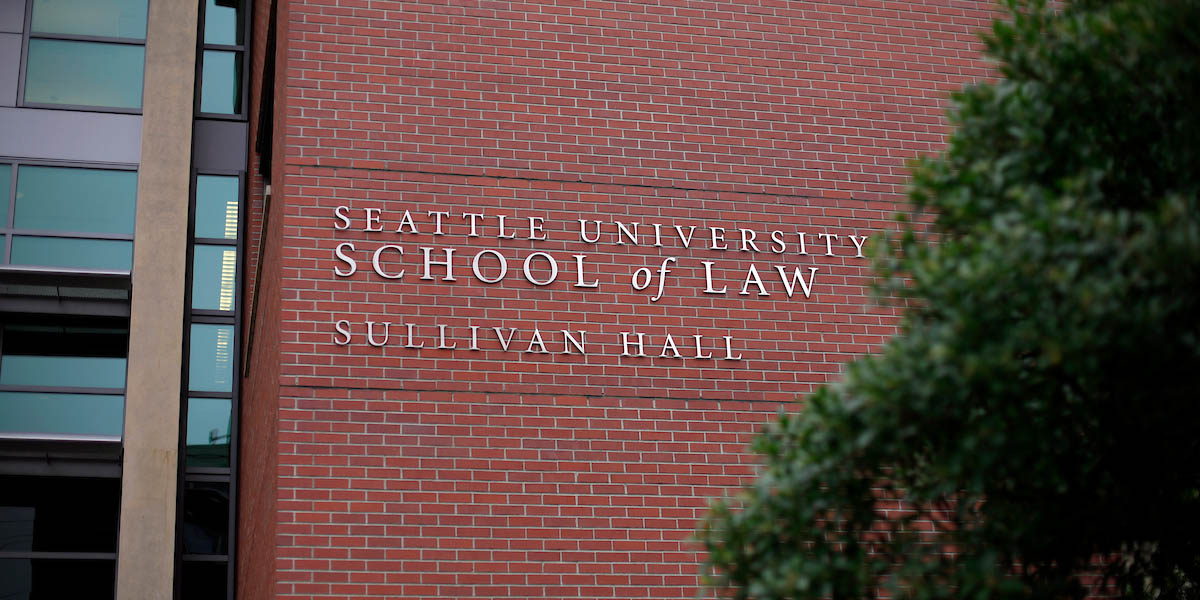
left=0, top=0, right=22, bottom=34
left=193, top=119, right=247, bottom=171
left=0, top=107, right=141, bottom=164
left=0, top=33, right=18, bottom=106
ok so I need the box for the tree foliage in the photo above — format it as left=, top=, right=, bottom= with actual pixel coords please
left=699, top=1, right=1200, bottom=598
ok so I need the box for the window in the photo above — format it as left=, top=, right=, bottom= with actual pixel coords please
left=188, top=323, right=234, bottom=394
left=0, top=162, right=137, bottom=272
left=198, top=0, right=245, bottom=115
left=21, top=0, right=148, bottom=111
left=0, top=474, right=120, bottom=599
left=179, top=169, right=242, bottom=598
left=0, top=318, right=128, bottom=439
left=185, top=397, right=231, bottom=467
left=191, top=175, right=239, bottom=312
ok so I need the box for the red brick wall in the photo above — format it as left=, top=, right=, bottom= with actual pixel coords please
left=246, top=1, right=997, bottom=598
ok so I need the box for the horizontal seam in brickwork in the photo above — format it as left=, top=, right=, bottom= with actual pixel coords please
left=300, top=161, right=888, bottom=206
left=284, top=383, right=797, bottom=405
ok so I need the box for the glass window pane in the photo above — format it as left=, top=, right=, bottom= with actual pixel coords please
left=11, top=236, right=133, bottom=271
left=0, top=392, right=124, bottom=437
left=183, top=480, right=229, bottom=554
left=16, top=166, right=137, bottom=235
left=186, top=397, right=231, bottom=468
left=31, top=0, right=147, bottom=39
left=0, top=324, right=127, bottom=388
left=189, top=324, right=234, bottom=393
left=181, top=560, right=227, bottom=600
left=194, top=175, right=239, bottom=239
left=0, top=558, right=115, bottom=599
left=0, top=475, right=120, bottom=552
left=200, top=50, right=242, bottom=114
left=204, top=0, right=243, bottom=45
left=0, top=356, right=126, bottom=389
left=0, top=165, right=10, bottom=224
left=192, top=245, right=237, bottom=311
left=25, top=39, right=144, bottom=110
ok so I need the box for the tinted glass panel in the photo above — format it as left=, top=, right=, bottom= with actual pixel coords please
left=24, top=39, right=144, bottom=109
left=0, top=558, right=116, bottom=599
left=0, top=392, right=124, bottom=437
left=0, top=475, right=120, bottom=552
left=30, top=0, right=147, bottom=39
left=200, top=50, right=241, bottom=114
left=204, top=0, right=243, bottom=45
left=192, top=245, right=237, bottom=311
left=194, top=175, right=239, bottom=239
left=15, top=166, right=136, bottom=235
left=181, top=560, right=227, bottom=600
left=0, top=324, right=127, bottom=388
left=182, top=480, right=229, bottom=554
left=188, top=324, right=234, bottom=393
left=0, top=165, right=10, bottom=225
left=186, top=397, right=231, bottom=468
left=10, top=237, right=133, bottom=271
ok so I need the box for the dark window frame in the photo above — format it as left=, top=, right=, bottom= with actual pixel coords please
left=195, top=0, right=250, bottom=120
left=177, top=165, right=245, bottom=600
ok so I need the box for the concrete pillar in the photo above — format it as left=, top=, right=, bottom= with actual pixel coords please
left=116, top=0, right=199, bottom=597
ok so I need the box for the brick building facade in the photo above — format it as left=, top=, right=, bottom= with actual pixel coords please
left=0, top=0, right=995, bottom=598
left=238, top=1, right=995, bottom=598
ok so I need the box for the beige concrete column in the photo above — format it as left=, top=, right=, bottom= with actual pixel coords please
left=116, top=0, right=199, bottom=597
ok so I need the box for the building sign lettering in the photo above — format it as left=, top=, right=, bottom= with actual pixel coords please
left=328, top=206, right=869, bottom=361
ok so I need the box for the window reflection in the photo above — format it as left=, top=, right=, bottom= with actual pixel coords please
left=189, top=324, right=234, bottom=392
left=192, top=246, right=237, bottom=311
left=186, top=397, right=231, bottom=467
left=194, top=176, right=239, bottom=239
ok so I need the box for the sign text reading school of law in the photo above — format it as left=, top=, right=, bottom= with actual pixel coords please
left=328, top=207, right=869, bottom=362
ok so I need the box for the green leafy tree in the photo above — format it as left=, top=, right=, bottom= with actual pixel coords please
left=699, top=1, right=1200, bottom=598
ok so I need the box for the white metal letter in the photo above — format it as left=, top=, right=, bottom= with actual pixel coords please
left=620, top=332, right=647, bottom=357
left=365, top=321, right=390, bottom=347
left=364, top=208, right=383, bottom=232
left=522, top=252, right=559, bottom=286
left=420, top=247, right=457, bottom=281
left=333, top=242, right=357, bottom=277
left=573, top=255, right=599, bottom=288
left=334, top=205, right=352, bottom=230
left=471, top=249, right=508, bottom=284
left=739, top=264, right=770, bottom=296
left=774, top=265, right=819, bottom=299
left=333, top=320, right=352, bottom=345
left=371, top=245, right=405, bottom=279
left=701, top=261, right=726, bottom=294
